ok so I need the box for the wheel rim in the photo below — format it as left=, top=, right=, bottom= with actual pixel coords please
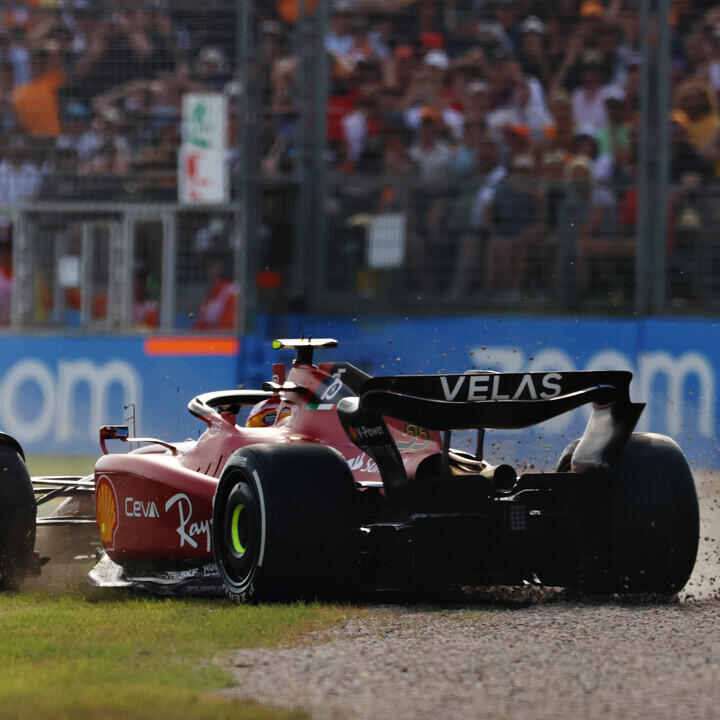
left=218, top=477, right=261, bottom=591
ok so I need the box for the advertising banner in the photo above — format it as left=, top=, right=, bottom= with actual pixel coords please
left=179, top=93, right=228, bottom=204
left=3, top=317, right=718, bottom=469
left=0, top=335, right=239, bottom=455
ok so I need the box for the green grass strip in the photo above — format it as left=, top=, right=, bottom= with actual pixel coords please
left=0, top=591, right=357, bottom=720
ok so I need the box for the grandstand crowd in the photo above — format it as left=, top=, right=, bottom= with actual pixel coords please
left=0, top=0, right=718, bottom=308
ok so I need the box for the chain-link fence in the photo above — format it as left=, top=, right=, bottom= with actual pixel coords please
left=0, top=0, right=718, bottom=329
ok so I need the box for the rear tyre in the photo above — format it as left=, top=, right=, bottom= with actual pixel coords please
left=212, top=443, right=358, bottom=602
left=0, top=446, right=36, bottom=590
left=558, top=433, right=699, bottom=595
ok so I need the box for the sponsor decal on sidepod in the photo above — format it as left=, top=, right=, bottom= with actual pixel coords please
left=96, top=475, right=119, bottom=551
left=165, top=493, right=213, bottom=552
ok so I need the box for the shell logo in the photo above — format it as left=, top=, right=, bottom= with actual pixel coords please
left=96, top=475, right=119, bottom=550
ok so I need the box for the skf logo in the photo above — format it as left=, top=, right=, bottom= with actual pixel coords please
left=96, top=475, right=119, bottom=550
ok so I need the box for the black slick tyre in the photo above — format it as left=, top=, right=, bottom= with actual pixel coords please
left=0, top=446, right=36, bottom=590
left=558, top=433, right=699, bottom=595
left=212, top=443, right=358, bottom=602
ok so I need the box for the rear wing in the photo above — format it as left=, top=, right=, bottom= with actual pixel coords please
left=358, top=371, right=634, bottom=429
left=338, top=370, right=644, bottom=505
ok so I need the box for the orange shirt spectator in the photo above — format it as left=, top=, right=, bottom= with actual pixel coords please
left=276, top=0, right=316, bottom=24
left=12, top=51, right=64, bottom=137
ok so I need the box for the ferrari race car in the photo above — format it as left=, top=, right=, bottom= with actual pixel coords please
left=0, top=338, right=700, bottom=599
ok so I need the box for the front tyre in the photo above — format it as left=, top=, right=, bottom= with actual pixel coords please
left=212, top=443, right=358, bottom=602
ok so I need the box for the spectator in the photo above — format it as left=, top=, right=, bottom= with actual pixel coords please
left=12, top=48, right=64, bottom=137
left=571, top=50, right=616, bottom=134
left=55, top=100, right=96, bottom=160
left=79, top=109, right=131, bottom=175
left=595, top=86, right=631, bottom=170
left=452, top=119, right=483, bottom=178
left=674, top=79, right=720, bottom=177
left=489, top=0, right=523, bottom=54
left=383, top=43, right=416, bottom=92
left=408, top=105, right=452, bottom=183
left=623, top=53, right=642, bottom=110
left=0, top=61, right=18, bottom=133
left=380, top=125, right=414, bottom=175
left=133, top=119, right=179, bottom=193
left=545, top=88, right=575, bottom=154
left=573, top=128, right=614, bottom=180
left=3, top=27, right=31, bottom=88
left=194, top=46, right=231, bottom=91
left=342, top=92, right=382, bottom=165
left=406, top=105, right=453, bottom=288
left=194, top=253, right=239, bottom=330
left=326, top=8, right=354, bottom=57
left=486, top=52, right=551, bottom=139
left=597, top=22, right=628, bottom=87
left=69, top=10, right=175, bottom=106
left=463, top=80, right=492, bottom=126
left=0, top=135, right=42, bottom=205
left=518, top=16, right=552, bottom=89
left=561, top=155, right=620, bottom=298
left=484, top=152, right=540, bottom=297
left=132, top=271, right=159, bottom=329
left=670, top=109, right=711, bottom=181
left=450, top=132, right=507, bottom=299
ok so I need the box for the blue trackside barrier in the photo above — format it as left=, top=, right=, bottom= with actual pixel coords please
left=0, top=316, right=717, bottom=468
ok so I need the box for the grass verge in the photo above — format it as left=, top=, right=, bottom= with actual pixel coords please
left=25, top=455, right=97, bottom=478
left=0, top=591, right=358, bottom=720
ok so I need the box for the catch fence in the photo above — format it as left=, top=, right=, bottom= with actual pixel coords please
left=0, top=0, right=716, bottom=330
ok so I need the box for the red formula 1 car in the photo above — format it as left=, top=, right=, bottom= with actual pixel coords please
left=0, top=338, right=700, bottom=598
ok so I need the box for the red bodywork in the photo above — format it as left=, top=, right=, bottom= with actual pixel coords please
left=94, top=360, right=442, bottom=568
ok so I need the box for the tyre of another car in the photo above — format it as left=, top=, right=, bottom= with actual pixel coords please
left=0, top=446, right=36, bottom=590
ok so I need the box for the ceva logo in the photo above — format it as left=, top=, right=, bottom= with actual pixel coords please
left=0, top=358, right=142, bottom=443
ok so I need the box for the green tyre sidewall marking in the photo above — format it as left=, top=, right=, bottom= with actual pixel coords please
left=231, top=503, right=245, bottom=555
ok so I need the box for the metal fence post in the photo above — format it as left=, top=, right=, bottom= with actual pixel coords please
left=310, top=0, right=329, bottom=308
left=635, top=0, right=652, bottom=316
left=293, top=0, right=311, bottom=302
left=652, top=0, right=670, bottom=314
left=80, top=222, right=94, bottom=327
left=637, top=0, right=670, bottom=315
left=107, top=209, right=134, bottom=330
left=160, top=210, right=177, bottom=331
left=236, top=0, right=258, bottom=335
left=10, top=209, right=31, bottom=328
